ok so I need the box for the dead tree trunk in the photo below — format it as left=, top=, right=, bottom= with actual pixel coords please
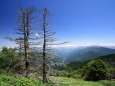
left=42, top=8, right=47, bottom=82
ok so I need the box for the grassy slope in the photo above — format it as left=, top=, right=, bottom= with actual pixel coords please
left=50, top=77, right=115, bottom=86
left=50, top=76, right=104, bottom=86
left=0, top=74, right=115, bottom=86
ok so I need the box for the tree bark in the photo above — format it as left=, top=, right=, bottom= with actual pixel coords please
left=43, top=12, right=47, bottom=82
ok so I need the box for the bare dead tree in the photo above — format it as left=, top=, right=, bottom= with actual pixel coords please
left=39, top=8, right=68, bottom=83
left=5, top=6, right=37, bottom=77
left=17, top=7, right=37, bottom=77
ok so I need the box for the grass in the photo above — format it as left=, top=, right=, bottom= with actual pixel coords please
left=99, top=80, right=115, bottom=86
left=0, top=74, right=115, bottom=86
left=49, top=76, right=115, bottom=86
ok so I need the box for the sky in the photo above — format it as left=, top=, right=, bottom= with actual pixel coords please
left=0, top=0, right=115, bottom=48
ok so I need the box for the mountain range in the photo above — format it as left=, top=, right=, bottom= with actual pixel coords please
left=53, top=46, right=115, bottom=63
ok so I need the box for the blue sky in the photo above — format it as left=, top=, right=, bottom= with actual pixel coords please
left=0, top=0, right=115, bottom=48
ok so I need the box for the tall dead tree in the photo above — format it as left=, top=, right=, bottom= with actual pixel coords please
left=17, top=7, right=37, bottom=77
left=5, top=6, right=37, bottom=76
left=40, top=8, right=68, bottom=82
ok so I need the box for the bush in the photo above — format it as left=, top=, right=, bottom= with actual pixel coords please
left=57, top=71, right=67, bottom=77
left=72, top=69, right=83, bottom=79
left=0, top=47, right=19, bottom=69
left=82, top=59, right=109, bottom=81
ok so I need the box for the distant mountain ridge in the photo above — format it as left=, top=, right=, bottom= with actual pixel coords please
left=96, top=54, right=115, bottom=61
left=65, top=46, right=115, bottom=62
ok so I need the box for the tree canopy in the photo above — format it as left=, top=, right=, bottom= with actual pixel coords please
left=82, top=59, right=109, bottom=81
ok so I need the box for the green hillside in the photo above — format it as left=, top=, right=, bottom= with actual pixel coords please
left=64, top=54, right=115, bottom=71
left=96, top=54, right=115, bottom=61
left=96, top=54, right=115, bottom=67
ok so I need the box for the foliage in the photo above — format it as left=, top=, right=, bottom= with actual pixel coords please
left=82, top=59, right=109, bottom=81
left=58, top=71, right=68, bottom=77
left=52, top=64, right=67, bottom=71
left=72, top=69, right=84, bottom=79
left=0, top=74, right=45, bottom=86
left=96, top=54, right=115, bottom=61
left=66, top=61, right=84, bottom=71
left=96, top=54, right=115, bottom=67
left=0, top=47, right=19, bottom=69
left=112, top=68, right=115, bottom=78
left=0, top=69, right=15, bottom=76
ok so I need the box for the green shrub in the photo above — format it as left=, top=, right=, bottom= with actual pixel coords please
left=82, top=59, right=109, bottom=81
left=0, top=47, right=19, bottom=69
left=67, top=73, right=73, bottom=78
left=72, top=69, right=83, bottom=79
left=57, top=71, right=68, bottom=77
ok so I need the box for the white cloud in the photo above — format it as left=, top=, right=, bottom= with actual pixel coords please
left=51, top=43, right=115, bottom=48
left=35, top=33, right=40, bottom=38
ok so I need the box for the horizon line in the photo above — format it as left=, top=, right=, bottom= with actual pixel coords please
left=1, top=43, right=115, bottom=49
